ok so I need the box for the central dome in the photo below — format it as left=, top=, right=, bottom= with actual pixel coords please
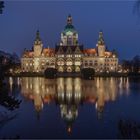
left=63, top=25, right=76, bottom=33
left=60, top=14, right=79, bottom=46
left=63, top=14, right=77, bottom=34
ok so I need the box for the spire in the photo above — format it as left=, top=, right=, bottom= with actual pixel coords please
left=98, top=30, right=105, bottom=45
left=34, top=30, right=42, bottom=45
left=67, top=14, right=72, bottom=25
left=35, top=30, right=41, bottom=41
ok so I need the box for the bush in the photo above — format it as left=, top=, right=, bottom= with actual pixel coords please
left=81, top=68, right=95, bottom=79
left=44, top=68, right=57, bottom=78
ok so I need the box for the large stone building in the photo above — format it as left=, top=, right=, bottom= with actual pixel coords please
left=21, top=15, right=118, bottom=73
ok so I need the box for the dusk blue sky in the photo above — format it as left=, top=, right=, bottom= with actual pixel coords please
left=0, top=1, right=140, bottom=60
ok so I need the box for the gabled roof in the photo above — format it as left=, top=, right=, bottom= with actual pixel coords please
left=55, top=45, right=83, bottom=54
left=22, top=50, right=34, bottom=58
left=42, top=48, right=55, bottom=57
left=57, top=46, right=64, bottom=54
left=62, top=14, right=77, bottom=34
left=66, top=46, right=72, bottom=54
left=74, top=46, right=82, bottom=54
left=22, top=48, right=55, bottom=58
left=83, top=49, right=97, bottom=56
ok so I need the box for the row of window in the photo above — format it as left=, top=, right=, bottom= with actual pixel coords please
left=105, top=59, right=118, bottom=62
left=22, top=59, right=55, bottom=63
left=84, top=59, right=117, bottom=63
left=57, top=54, right=81, bottom=58
left=22, top=62, right=55, bottom=67
left=22, top=66, right=46, bottom=71
left=84, top=63, right=117, bottom=66
left=22, top=65, right=56, bottom=71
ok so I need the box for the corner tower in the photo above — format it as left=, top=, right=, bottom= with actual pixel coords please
left=33, top=30, right=43, bottom=57
left=97, top=31, right=105, bottom=57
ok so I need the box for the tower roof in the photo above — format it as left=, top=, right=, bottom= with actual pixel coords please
left=34, top=30, right=42, bottom=45
left=63, top=14, right=77, bottom=34
left=35, top=30, right=41, bottom=41
left=67, top=14, right=72, bottom=25
left=98, top=31, right=105, bottom=45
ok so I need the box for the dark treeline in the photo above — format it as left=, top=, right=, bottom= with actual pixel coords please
left=0, top=52, right=22, bottom=116
left=0, top=51, right=20, bottom=85
left=121, top=55, right=140, bottom=74
left=118, top=119, right=140, bottom=139
left=134, top=0, right=140, bottom=16
left=0, top=1, right=4, bottom=14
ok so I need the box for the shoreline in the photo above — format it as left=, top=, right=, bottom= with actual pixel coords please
left=4, top=73, right=140, bottom=78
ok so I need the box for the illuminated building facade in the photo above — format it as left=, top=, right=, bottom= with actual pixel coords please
left=21, top=15, right=118, bottom=73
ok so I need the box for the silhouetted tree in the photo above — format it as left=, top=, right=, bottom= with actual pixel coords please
left=122, top=60, right=132, bottom=72
left=121, top=55, right=140, bottom=74
left=118, top=119, right=140, bottom=139
left=44, top=68, right=57, bottom=78
left=81, top=68, right=95, bottom=79
left=0, top=55, right=5, bottom=85
left=0, top=1, right=4, bottom=14
left=132, top=55, right=140, bottom=73
left=133, top=0, right=140, bottom=16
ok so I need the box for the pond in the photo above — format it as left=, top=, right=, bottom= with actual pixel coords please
left=0, top=77, right=140, bottom=139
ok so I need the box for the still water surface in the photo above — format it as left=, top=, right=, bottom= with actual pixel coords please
left=0, top=77, right=140, bottom=139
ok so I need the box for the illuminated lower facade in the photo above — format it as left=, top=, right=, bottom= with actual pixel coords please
left=21, top=15, right=118, bottom=73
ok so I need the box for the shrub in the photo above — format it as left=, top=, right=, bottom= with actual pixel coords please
left=44, top=68, right=57, bottom=78
left=81, top=68, right=95, bottom=79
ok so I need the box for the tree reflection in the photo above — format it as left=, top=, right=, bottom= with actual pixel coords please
left=19, top=77, right=130, bottom=132
left=118, top=119, right=140, bottom=139
left=0, top=82, right=21, bottom=111
left=0, top=79, right=21, bottom=134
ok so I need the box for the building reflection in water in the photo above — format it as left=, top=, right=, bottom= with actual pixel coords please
left=21, top=77, right=56, bottom=115
left=119, top=77, right=130, bottom=96
left=56, top=78, right=82, bottom=133
left=19, top=77, right=130, bottom=132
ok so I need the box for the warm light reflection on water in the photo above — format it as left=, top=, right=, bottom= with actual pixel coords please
left=18, top=77, right=130, bottom=122
left=2, top=77, right=140, bottom=138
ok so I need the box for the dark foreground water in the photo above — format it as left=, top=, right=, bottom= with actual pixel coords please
left=0, top=77, right=140, bottom=139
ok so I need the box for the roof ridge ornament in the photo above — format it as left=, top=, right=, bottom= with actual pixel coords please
left=34, top=30, right=42, bottom=45
left=36, top=30, right=41, bottom=41
left=98, top=30, right=105, bottom=45
left=67, top=14, right=72, bottom=25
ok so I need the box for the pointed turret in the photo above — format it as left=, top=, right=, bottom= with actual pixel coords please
left=34, top=30, right=42, bottom=45
left=36, top=30, right=41, bottom=40
left=98, top=31, right=105, bottom=45
left=97, top=30, right=106, bottom=57
left=65, top=14, right=74, bottom=29
left=33, top=30, right=43, bottom=57
left=67, top=14, right=72, bottom=25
